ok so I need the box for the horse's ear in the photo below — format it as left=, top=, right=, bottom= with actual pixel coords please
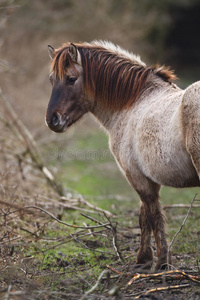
left=48, top=45, right=55, bottom=60
left=69, top=43, right=77, bottom=62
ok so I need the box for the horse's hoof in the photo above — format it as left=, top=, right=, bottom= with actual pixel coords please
left=133, top=262, right=152, bottom=273
left=155, top=262, right=169, bottom=271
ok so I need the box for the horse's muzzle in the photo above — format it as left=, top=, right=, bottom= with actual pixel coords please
left=46, top=112, right=69, bottom=132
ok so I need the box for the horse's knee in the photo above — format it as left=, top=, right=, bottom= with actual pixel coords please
left=139, top=203, right=153, bottom=229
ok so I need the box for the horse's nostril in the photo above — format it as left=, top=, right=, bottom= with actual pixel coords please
left=52, top=113, right=60, bottom=126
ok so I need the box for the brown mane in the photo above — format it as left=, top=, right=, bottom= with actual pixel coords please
left=51, top=43, right=177, bottom=110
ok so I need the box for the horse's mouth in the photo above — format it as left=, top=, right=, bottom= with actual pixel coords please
left=46, top=113, right=70, bottom=133
left=55, top=122, right=68, bottom=133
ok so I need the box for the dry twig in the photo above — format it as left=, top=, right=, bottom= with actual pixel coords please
left=129, top=283, right=190, bottom=298
left=106, top=265, right=200, bottom=284
left=80, top=270, right=109, bottom=300
left=103, top=213, right=124, bottom=262
left=82, top=213, right=123, bottom=261
left=39, top=194, right=113, bottom=216
left=19, top=205, right=111, bottom=230
left=164, top=203, right=200, bottom=209
left=106, top=265, right=200, bottom=299
left=61, top=195, right=113, bottom=217
left=167, top=193, right=199, bottom=267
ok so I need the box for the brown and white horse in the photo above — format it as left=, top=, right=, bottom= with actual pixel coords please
left=46, top=40, right=200, bottom=270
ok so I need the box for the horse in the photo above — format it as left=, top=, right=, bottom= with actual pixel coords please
left=46, top=40, right=200, bottom=271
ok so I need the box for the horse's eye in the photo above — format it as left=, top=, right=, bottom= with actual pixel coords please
left=68, top=77, right=77, bottom=85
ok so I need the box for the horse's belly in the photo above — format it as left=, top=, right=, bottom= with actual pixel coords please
left=134, top=102, right=200, bottom=188
left=136, top=133, right=199, bottom=188
left=144, top=155, right=199, bottom=188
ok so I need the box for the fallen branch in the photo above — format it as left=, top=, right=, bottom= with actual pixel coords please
left=105, top=265, right=200, bottom=299
left=106, top=265, right=200, bottom=299
left=106, top=265, right=200, bottom=285
left=131, top=283, right=190, bottom=299
left=20, top=205, right=111, bottom=230
left=61, top=195, right=113, bottom=217
left=39, top=194, right=113, bottom=216
left=164, top=203, right=200, bottom=209
left=127, top=269, right=200, bottom=286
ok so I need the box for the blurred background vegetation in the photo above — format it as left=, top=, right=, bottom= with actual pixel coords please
left=1, top=0, right=200, bottom=125
left=1, top=0, right=200, bottom=208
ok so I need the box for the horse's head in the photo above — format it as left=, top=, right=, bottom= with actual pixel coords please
left=46, top=43, right=89, bottom=133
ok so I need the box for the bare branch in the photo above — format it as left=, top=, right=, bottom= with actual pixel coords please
left=106, top=266, right=200, bottom=284
left=80, top=270, right=109, bottom=300
left=21, top=205, right=111, bottom=230
left=62, top=195, right=113, bottom=217
left=167, top=193, right=199, bottom=267
left=104, top=213, right=124, bottom=262
left=82, top=213, right=123, bottom=261
left=130, top=284, right=190, bottom=298
left=164, top=203, right=200, bottom=209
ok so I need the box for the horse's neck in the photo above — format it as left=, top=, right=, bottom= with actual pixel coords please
left=92, top=105, right=122, bottom=131
left=91, top=75, right=179, bottom=132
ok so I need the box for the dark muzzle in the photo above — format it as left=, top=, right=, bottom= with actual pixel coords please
left=47, top=112, right=69, bottom=132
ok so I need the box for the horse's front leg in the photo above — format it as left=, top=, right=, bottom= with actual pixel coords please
left=135, top=201, right=154, bottom=270
left=149, top=200, right=169, bottom=270
left=126, top=170, right=169, bottom=270
left=138, top=192, right=169, bottom=271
